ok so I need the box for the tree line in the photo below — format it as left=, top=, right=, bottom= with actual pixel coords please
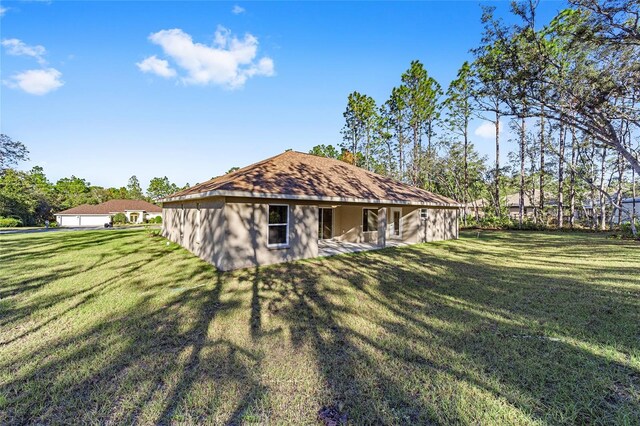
left=0, top=135, right=186, bottom=226
left=310, top=0, right=639, bottom=234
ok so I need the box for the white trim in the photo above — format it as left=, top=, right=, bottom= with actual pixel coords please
left=159, top=189, right=461, bottom=208
left=361, top=207, right=379, bottom=233
left=389, top=207, right=402, bottom=239
left=267, top=204, right=289, bottom=248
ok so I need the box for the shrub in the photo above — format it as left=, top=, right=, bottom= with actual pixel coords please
left=146, top=227, right=162, bottom=237
left=619, top=222, right=639, bottom=239
left=112, top=213, right=127, bottom=224
left=152, top=215, right=162, bottom=224
left=460, top=216, right=479, bottom=229
left=479, top=213, right=514, bottom=229
left=0, top=217, right=22, bottom=227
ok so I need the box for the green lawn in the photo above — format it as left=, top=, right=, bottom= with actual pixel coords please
left=1, top=230, right=638, bottom=425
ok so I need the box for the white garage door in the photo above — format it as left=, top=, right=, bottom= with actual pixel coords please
left=58, top=215, right=111, bottom=227
left=77, top=215, right=111, bottom=227
left=59, top=216, right=80, bottom=227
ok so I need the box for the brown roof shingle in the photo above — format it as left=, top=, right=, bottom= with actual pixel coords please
left=162, top=151, right=459, bottom=206
left=56, top=199, right=162, bottom=215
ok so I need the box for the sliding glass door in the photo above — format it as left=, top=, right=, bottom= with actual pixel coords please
left=318, top=208, right=333, bottom=239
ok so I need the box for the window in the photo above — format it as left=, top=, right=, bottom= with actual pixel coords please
left=268, top=205, right=289, bottom=246
left=420, top=209, right=428, bottom=220
left=362, top=208, right=378, bottom=232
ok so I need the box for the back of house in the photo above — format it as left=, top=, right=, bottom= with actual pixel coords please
left=160, top=151, right=460, bottom=271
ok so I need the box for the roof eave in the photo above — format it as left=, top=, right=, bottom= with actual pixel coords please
left=159, top=190, right=461, bottom=208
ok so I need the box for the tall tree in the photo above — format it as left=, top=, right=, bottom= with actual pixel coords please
left=340, top=92, right=378, bottom=170
left=557, top=123, right=567, bottom=227
left=376, top=104, right=396, bottom=177
left=444, top=61, right=476, bottom=222
left=399, top=61, right=442, bottom=187
left=0, top=169, right=35, bottom=224
left=473, top=28, right=508, bottom=216
left=28, top=166, right=57, bottom=223
left=490, top=1, right=640, bottom=174
left=127, top=175, right=144, bottom=199
left=147, top=176, right=180, bottom=200
left=569, top=126, right=578, bottom=227
left=0, top=134, right=29, bottom=170
left=309, top=145, right=340, bottom=159
left=55, top=176, right=91, bottom=210
left=386, top=86, right=410, bottom=180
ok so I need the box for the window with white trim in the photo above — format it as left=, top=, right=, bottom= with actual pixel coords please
left=420, top=208, right=428, bottom=220
left=362, top=208, right=378, bottom=232
left=268, top=205, right=289, bottom=246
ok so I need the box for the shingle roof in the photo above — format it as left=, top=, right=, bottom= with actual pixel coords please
left=162, top=151, right=459, bottom=207
left=56, top=199, right=162, bottom=215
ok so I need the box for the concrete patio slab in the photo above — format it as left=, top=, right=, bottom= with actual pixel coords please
left=318, top=239, right=407, bottom=257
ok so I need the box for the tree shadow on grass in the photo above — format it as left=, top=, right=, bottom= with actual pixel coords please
left=0, top=232, right=264, bottom=425
left=1, top=230, right=638, bottom=424
left=244, top=235, right=639, bottom=424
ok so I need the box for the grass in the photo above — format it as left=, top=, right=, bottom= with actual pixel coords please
left=1, top=229, right=638, bottom=425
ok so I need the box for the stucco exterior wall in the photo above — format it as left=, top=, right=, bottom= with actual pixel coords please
left=163, top=196, right=458, bottom=271
left=220, top=201, right=318, bottom=271
left=420, top=208, right=458, bottom=242
left=400, top=207, right=421, bottom=243
left=164, top=197, right=318, bottom=270
left=162, top=198, right=226, bottom=266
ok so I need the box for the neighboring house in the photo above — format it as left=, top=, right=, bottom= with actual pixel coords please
left=465, top=193, right=538, bottom=219
left=504, top=191, right=539, bottom=219
left=612, top=197, right=640, bottom=224
left=55, top=199, right=162, bottom=227
left=462, top=198, right=489, bottom=219
left=160, top=151, right=460, bottom=271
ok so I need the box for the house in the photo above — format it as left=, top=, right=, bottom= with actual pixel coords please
left=55, top=199, right=162, bottom=227
left=504, top=191, right=539, bottom=219
left=612, top=197, right=640, bottom=224
left=160, top=151, right=460, bottom=271
left=464, top=192, right=538, bottom=219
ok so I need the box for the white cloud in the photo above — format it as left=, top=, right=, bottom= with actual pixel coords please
left=5, top=68, right=64, bottom=95
left=474, top=120, right=501, bottom=139
left=232, top=5, right=245, bottom=15
left=143, top=26, right=274, bottom=89
left=136, top=55, right=177, bottom=78
left=0, top=6, right=8, bottom=17
left=1, top=38, right=47, bottom=64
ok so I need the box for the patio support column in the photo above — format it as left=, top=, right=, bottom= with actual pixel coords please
left=377, top=207, right=387, bottom=247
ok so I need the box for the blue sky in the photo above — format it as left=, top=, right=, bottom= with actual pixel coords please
left=1, top=1, right=564, bottom=189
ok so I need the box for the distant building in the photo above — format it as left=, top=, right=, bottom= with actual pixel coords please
left=612, top=197, right=640, bottom=224
left=465, top=191, right=600, bottom=224
left=55, top=199, right=162, bottom=227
